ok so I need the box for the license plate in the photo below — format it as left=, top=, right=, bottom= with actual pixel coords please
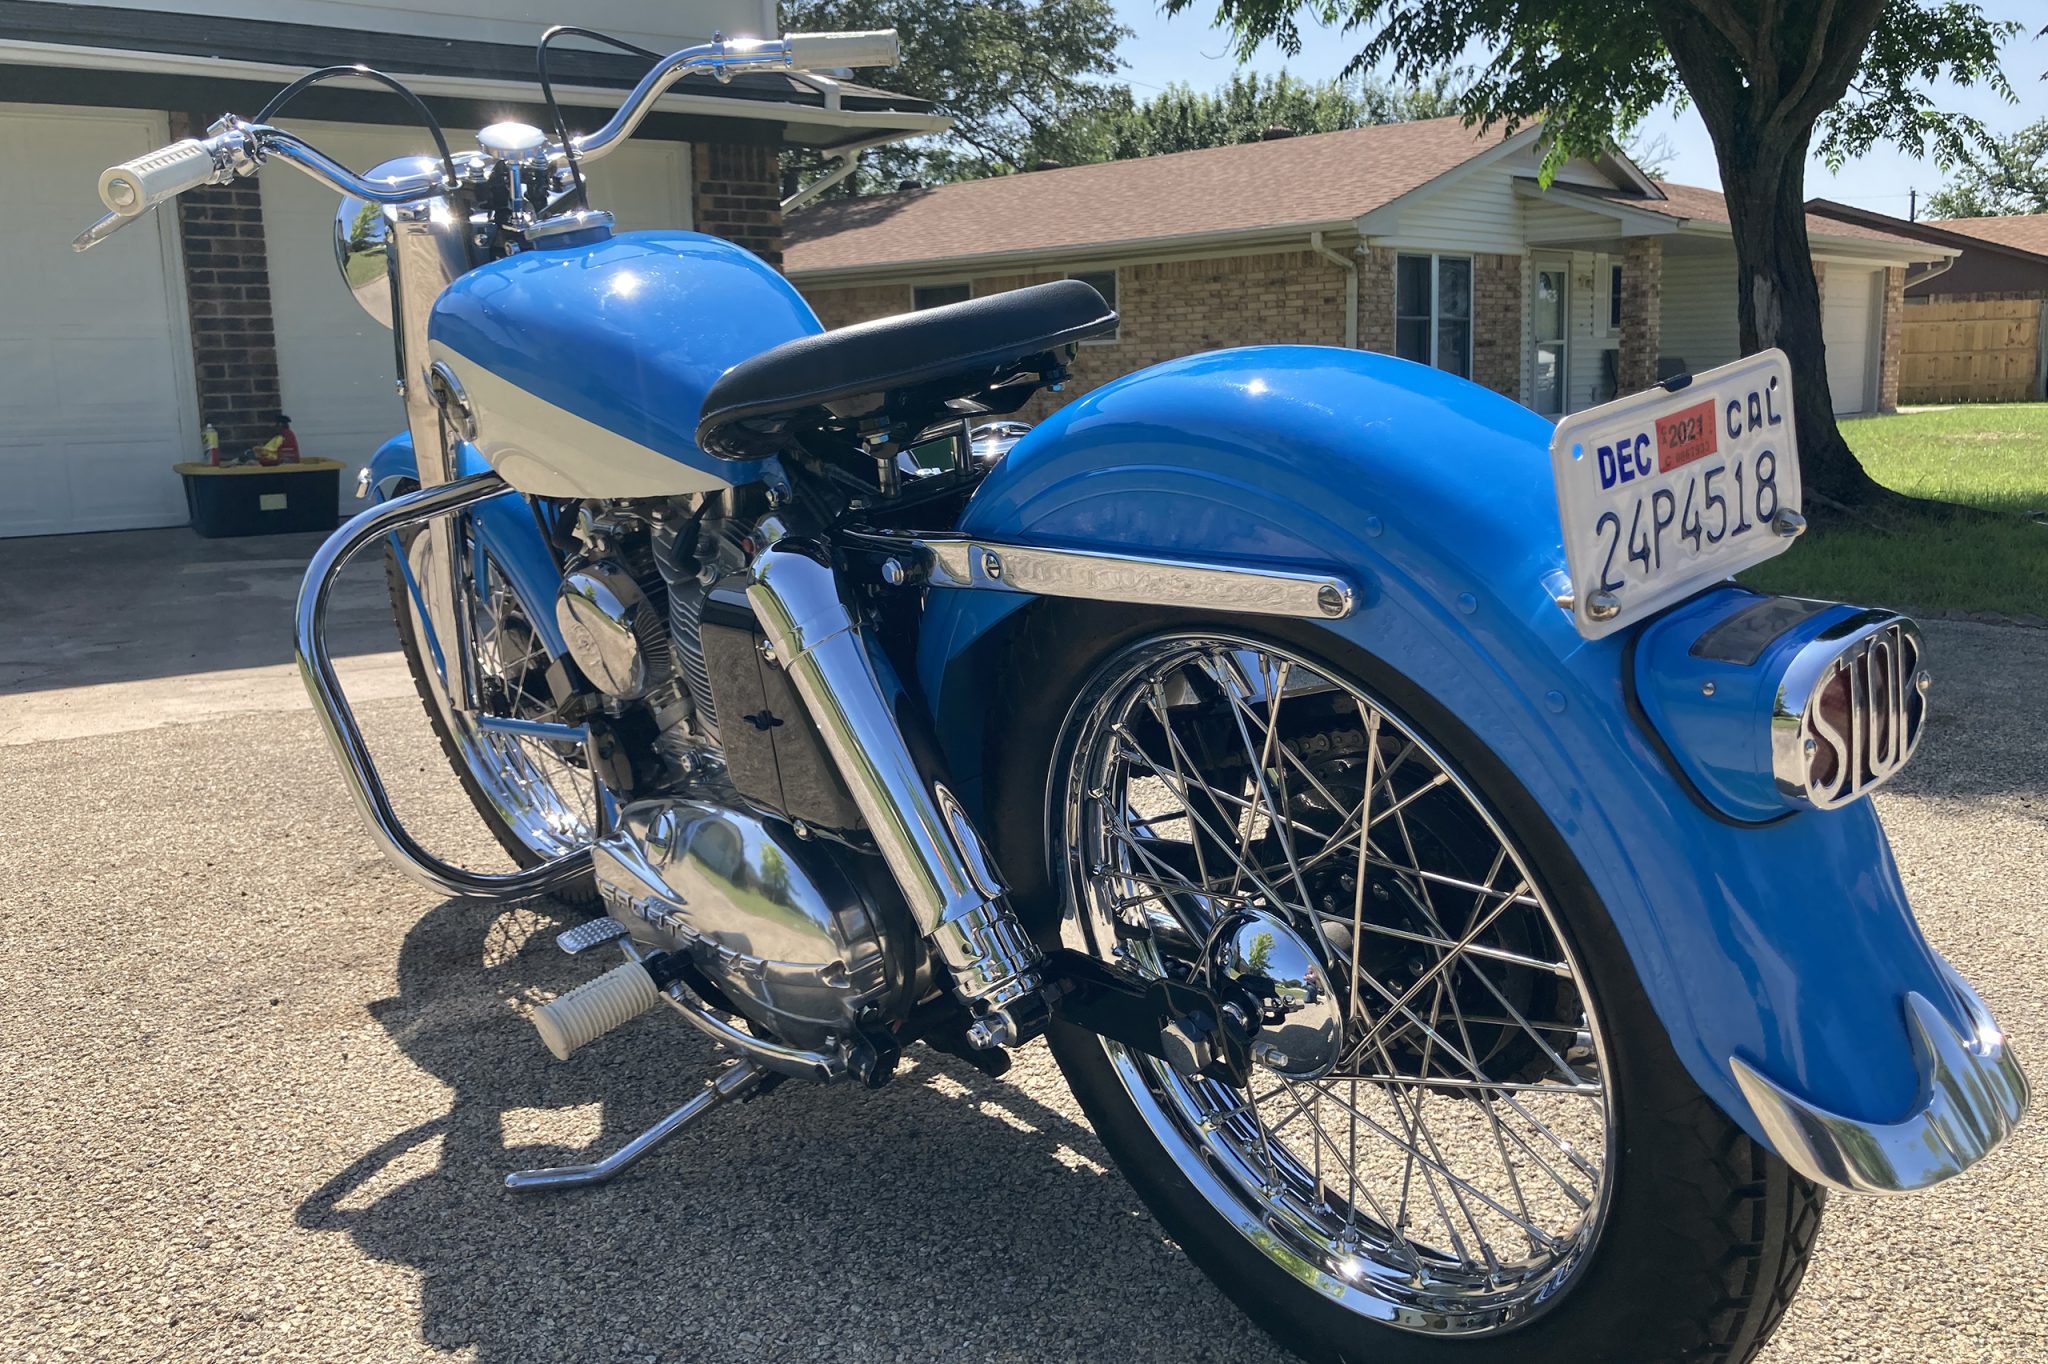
left=1549, top=349, right=1803, bottom=639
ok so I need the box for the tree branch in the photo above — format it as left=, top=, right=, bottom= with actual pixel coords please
left=1685, top=0, right=1763, bottom=72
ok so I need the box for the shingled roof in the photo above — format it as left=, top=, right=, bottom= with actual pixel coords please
left=785, top=117, right=1516, bottom=274
left=787, top=119, right=1946, bottom=277
left=1546, top=181, right=1937, bottom=249
left=1928, top=213, right=2048, bottom=257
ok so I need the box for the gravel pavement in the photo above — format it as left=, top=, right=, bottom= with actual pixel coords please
left=2, top=596, right=2042, bottom=1364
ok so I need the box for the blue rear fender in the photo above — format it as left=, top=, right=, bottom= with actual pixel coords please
left=364, top=432, right=568, bottom=658
left=916, top=345, right=1956, bottom=1152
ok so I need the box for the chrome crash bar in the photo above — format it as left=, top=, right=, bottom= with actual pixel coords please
left=294, top=472, right=595, bottom=901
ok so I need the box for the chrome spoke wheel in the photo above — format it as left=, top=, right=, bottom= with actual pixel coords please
left=405, top=536, right=602, bottom=860
left=1055, top=633, right=1615, bottom=1335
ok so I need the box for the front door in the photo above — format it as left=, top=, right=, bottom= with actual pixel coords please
left=1532, top=259, right=1570, bottom=417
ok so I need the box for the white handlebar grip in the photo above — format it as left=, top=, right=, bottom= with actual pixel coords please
left=98, top=139, right=218, bottom=217
left=785, top=29, right=900, bottom=72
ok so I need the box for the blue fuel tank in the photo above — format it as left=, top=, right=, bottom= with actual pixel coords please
left=427, top=229, right=823, bottom=498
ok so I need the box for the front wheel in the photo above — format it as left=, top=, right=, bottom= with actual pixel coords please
left=990, top=610, right=1821, bottom=1364
left=386, top=505, right=603, bottom=904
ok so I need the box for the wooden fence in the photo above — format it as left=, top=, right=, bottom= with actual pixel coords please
left=1899, top=297, right=2046, bottom=404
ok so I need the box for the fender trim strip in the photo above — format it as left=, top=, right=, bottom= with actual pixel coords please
left=914, top=536, right=1357, bottom=621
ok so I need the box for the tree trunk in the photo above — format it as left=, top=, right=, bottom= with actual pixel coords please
left=1654, top=0, right=1895, bottom=510
left=1708, top=124, right=1888, bottom=507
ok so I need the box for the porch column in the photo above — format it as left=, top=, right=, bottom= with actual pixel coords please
left=171, top=111, right=283, bottom=453
left=694, top=142, right=785, bottom=272
left=1878, top=266, right=1906, bottom=412
left=1618, top=237, right=1663, bottom=394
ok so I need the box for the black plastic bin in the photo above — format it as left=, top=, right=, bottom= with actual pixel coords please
left=175, top=459, right=344, bottom=537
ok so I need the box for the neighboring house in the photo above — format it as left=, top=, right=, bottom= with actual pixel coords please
left=1807, top=202, right=2048, bottom=404
left=0, top=0, right=940, bottom=537
left=786, top=119, right=1953, bottom=432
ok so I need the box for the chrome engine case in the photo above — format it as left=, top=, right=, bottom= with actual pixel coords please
left=591, top=799, right=918, bottom=1051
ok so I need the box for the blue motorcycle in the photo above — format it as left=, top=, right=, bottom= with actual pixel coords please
left=77, top=28, right=2025, bottom=1364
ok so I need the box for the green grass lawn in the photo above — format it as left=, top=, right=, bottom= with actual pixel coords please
left=1740, top=403, right=2048, bottom=618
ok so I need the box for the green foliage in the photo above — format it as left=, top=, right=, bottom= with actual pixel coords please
left=1172, top=0, right=2020, bottom=184
left=779, top=0, right=1130, bottom=193
left=1039, top=68, right=1467, bottom=165
left=1926, top=116, right=2048, bottom=217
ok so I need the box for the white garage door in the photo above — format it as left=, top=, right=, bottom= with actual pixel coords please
left=0, top=104, right=196, bottom=538
left=1823, top=265, right=1881, bottom=416
left=262, top=121, right=693, bottom=485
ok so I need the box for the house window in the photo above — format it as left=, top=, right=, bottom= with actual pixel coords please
left=1395, top=253, right=1472, bottom=379
left=914, top=282, right=970, bottom=310
left=1069, top=270, right=1120, bottom=341
left=1609, top=263, right=1624, bottom=331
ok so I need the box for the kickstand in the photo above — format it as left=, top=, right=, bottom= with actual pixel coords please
left=505, top=1059, right=770, bottom=1193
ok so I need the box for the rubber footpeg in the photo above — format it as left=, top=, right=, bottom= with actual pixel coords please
left=534, top=961, right=660, bottom=1061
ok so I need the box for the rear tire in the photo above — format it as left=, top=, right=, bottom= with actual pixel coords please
left=384, top=503, right=601, bottom=906
left=986, top=603, right=1821, bottom=1364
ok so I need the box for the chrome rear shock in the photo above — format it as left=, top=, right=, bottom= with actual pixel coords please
left=747, top=523, right=1047, bottom=1045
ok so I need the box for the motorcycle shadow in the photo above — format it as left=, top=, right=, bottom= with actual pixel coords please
left=295, top=895, right=1284, bottom=1364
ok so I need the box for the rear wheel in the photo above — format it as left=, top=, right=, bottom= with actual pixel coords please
left=386, top=505, right=602, bottom=904
left=990, top=608, right=1821, bottom=1364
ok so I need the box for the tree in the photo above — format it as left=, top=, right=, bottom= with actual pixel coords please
left=1926, top=116, right=2048, bottom=217
left=1175, top=0, right=2020, bottom=508
left=780, top=0, right=1130, bottom=193
left=1037, top=69, right=1466, bottom=165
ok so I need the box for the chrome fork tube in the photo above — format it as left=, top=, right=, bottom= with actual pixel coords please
left=386, top=197, right=481, bottom=712
left=747, top=533, right=1046, bottom=1038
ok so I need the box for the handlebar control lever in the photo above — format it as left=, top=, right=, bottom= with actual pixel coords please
left=98, top=138, right=227, bottom=218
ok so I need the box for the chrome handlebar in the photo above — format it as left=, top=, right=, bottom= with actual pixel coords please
left=73, top=30, right=898, bottom=251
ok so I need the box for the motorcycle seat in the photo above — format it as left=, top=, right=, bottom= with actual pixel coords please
left=696, top=279, right=1117, bottom=460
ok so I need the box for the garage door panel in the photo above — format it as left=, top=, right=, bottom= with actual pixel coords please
left=1823, top=267, right=1879, bottom=416
left=0, top=444, right=76, bottom=537
left=67, top=438, right=189, bottom=526
left=0, top=103, right=194, bottom=537
left=52, top=336, right=183, bottom=422
left=0, top=339, right=57, bottom=428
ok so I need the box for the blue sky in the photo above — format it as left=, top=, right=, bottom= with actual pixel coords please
left=1111, top=0, right=2046, bottom=216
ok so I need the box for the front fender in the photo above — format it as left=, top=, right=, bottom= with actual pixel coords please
left=916, top=346, right=2002, bottom=1182
left=364, top=432, right=567, bottom=657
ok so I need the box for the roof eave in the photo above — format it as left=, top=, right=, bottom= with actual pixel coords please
left=0, top=38, right=951, bottom=143
left=785, top=220, right=1360, bottom=284
left=1508, top=179, right=1685, bottom=237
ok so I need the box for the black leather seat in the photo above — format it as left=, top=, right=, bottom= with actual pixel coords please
left=697, top=279, right=1117, bottom=459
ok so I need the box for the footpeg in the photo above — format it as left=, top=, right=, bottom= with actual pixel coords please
left=505, top=1059, right=768, bottom=1192
left=533, top=960, right=660, bottom=1060
left=554, top=916, right=631, bottom=956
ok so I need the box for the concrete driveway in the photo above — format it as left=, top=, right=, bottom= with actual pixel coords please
left=2, top=528, right=2043, bottom=1364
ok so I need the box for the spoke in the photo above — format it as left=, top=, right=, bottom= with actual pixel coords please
left=1272, top=1077, right=1566, bottom=1253
left=1327, top=915, right=1573, bottom=979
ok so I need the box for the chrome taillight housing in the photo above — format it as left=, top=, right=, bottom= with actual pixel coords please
left=1631, top=593, right=1931, bottom=823
left=1771, top=612, right=1930, bottom=809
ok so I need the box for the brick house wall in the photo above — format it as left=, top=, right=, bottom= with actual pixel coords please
left=177, top=179, right=283, bottom=452
left=694, top=142, right=784, bottom=270
left=167, top=110, right=284, bottom=453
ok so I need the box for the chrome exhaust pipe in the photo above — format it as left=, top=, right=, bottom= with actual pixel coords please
left=747, top=531, right=1045, bottom=1041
